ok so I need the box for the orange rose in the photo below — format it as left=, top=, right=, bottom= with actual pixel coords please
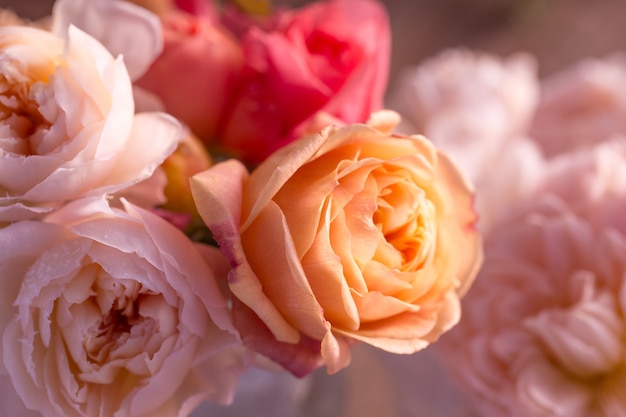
left=191, top=111, right=482, bottom=375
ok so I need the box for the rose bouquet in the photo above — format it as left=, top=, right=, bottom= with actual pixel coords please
left=0, top=0, right=484, bottom=416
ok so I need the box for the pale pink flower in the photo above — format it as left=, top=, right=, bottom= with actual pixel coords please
left=52, top=0, right=164, bottom=80
left=528, top=137, right=626, bottom=233
left=436, top=139, right=626, bottom=417
left=472, top=137, right=545, bottom=233
left=0, top=24, right=180, bottom=223
left=0, top=197, right=245, bottom=417
left=529, top=54, right=626, bottom=157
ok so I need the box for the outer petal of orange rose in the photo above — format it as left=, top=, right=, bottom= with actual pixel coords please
left=242, top=201, right=328, bottom=341
left=351, top=290, right=420, bottom=323
left=231, top=299, right=325, bottom=377
left=273, top=162, right=338, bottom=257
left=241, top=129, right=332, bottom=229
left=301, top=218, right=360, bottom=331
left=191, top=161, right=299, bottom=343
left=320, top=323, right=353, bottom=374
left=431, top=150, right=483, bottom=296
left=340, top=290, right=462, bottom=354
left=335, top=310, right=437, bottom=354
left=242, top=115, right=404, bottom=229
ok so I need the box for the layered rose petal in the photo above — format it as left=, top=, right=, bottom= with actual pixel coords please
left=52, top=0, right=163, bottom=80
left=0, top=24, right=180, bottom=223
left=0, top=197, right=244, bottom=417
left=192, top=111, right=482, bottom=375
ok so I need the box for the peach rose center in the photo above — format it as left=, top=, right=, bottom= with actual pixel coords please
left=0, top=70, right=53, bottom=156
left=372, top=168, right=435, bottom=272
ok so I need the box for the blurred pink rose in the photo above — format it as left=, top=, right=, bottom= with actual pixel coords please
left=0, top=25, right=180, bottom=223
left=436, top=140, right=626, bottom=417
left=191, top=111, right=482, bottom=376
left=529, top=54, right=626, bottom=157
left=0, top=197, right=245, bottom=417
left=136, top=10, right=244, bottom=141
left=527, top=138, right=626, bottom=232
left=217, top=0, right=391, bottom=163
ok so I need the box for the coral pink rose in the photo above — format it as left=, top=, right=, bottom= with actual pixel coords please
left=190, top=111, right=482, bottom=376
left=0, top=25, right=180, bottom=223
left=529, top=54, right=626, bottom=157
left=436, top=140, right=626, bottom=417
left=217, top=0, right=391, bottom=163
left=136, top=10, right=244, bottom=141
left=0, top=197, right=244, bottom=417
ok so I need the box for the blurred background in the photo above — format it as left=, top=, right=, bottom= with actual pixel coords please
left=5, top=0, right=626, bottom=93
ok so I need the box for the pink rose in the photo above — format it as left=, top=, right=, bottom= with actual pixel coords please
left=217, top=0, right=391, bottom=163
left=191, top=111, right=482, bottom=376
left=435, top=140, right=626, bottom=417
left=529, top=54, right=626, bottom=157
left=136, top=10, right=244, bottom=141
left=0, top=25, right=180, bottom=223
left=527, top=138, right=626, bottom=232
left=0, top=197, right=244, bottom=417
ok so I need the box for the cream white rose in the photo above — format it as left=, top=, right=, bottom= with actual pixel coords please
left=0, top=197, right=244, bottom=417
left=0, top=24, right=179, bottom=222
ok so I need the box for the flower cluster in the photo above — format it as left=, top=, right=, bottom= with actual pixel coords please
left=0, top=0, right=483, bottom=416
left=388, top=49, right=626, bottom=416
left=134, top=0, right=391, bottom=164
